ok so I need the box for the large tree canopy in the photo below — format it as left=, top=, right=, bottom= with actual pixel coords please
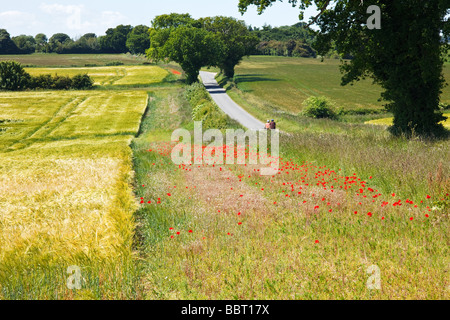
left=239, top=0, right=450, bottom=137
left=100, top=25, right=133, bottom=53
left=0, top=29, right=20, bottom=54
left=126, top=25, right=151, bottom=54
left=148, top=13, right=258, bottom=83
left=147, top=14, right=224, bottom=84
left=48, top=33, right=73, bottom=53
left=198, top=16, right=259, bottom=78
left=12, top=35, right=36, bottom=54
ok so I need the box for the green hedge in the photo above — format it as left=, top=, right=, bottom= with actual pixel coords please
left=185, top=83, right=227, bottom=129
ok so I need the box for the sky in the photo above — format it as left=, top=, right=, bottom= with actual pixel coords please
left=0, top=0, right=319, bottom=38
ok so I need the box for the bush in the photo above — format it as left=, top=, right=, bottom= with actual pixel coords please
left=105, top=61, right=124, bottom=66
left=185, top=83, right=227, bottom=129
left=30, top=73, right=90, bottom=90
left=0, top=61, right=30, bottom=91
left=185, top=82, right=210, bottom=107
left=301, top=96, right=338, bottom=119
left=53, top=74, right=73, bottom=90
left=336, top=107, right=388, bottom=116
left=71, top=74, right=94, bottom=90
left=29, top=74, right=55, bottom=89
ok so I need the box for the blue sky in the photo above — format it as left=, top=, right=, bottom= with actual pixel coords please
left=0, top=0, right=318, bottom=38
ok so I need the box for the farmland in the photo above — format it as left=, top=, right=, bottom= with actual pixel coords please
left=215, top=55, right=450, bottom=132
left=0, top=53, right=449, bottom=300
left=0, top=78, right=151, bottom=298
left=0, top=53, right=147, bottom=67
left=25, top=66, right=169, bottom=87
left=133, top=84, right=450, bottom=300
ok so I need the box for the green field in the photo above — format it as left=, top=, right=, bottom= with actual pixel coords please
left=132, top=80, right=450, bottom=300
left=0, top=66, right=160, bottom=298
left=0, top=53, right=148, bottom=67
left=0, top=54, right=449, bottom=300
left=215, top=56, right=450, bottom=132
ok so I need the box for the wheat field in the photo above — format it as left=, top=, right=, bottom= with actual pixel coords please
left=25, top=65, right=169, bottom=87
left=0, top=89, right=150, bottom=299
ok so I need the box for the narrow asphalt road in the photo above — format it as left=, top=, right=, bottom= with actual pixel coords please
left=199, top=71, right=266, bottom=130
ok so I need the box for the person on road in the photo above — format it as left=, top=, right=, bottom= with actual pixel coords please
left=265, top=120, right=271, bottom=130
left=270, top=119, right=276, bottom=130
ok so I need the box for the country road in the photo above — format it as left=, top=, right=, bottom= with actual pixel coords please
left=199, top=71, right=266, bottom=130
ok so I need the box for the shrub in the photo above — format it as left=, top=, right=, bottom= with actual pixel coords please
left=0, top=61, right=30, bottom=91
left=185, top=83, right=227, bottom=129
left=185, top=82, right=210, bottom=106
left=301, top=96, right=338, bottom=119
left=29, top=74, right=55, bottom=89
left=53, top=74, right=73, bottom=90
left=336, top=107, right=388, bottom=116
left=71, top=74, right=94, bottom=90
left=105, top=61, right=124, bottom=66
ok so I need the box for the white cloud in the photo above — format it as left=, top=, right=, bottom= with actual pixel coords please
left=38, top=3, right=128, bottom=35
left=100, top=11, right=128, bottom=29
left=40, top=3, right=87, bottom=30
left=0, top=11, right=38, bottom=30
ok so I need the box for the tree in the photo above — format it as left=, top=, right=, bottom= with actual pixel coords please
left=12, top=35, right=36, bottom=54
left=238, top=0, right=450, bottom=137
left=35, top=33, right=48, bottom=53
left=151, top=13, right=196, bottom=29
left=0, top=29, right=20, bottom=54
left=126, top=25, right=150, bottom=54
left=0, top=61, right=30, bottom=91
left=48, top=33, right=73, bottom=53
left=100, top=25, right=133, bottom=53
left=148, top=17, right=224, bottom=84
left=74, top=33, right=100, bottom=53
left=198, top=16, right=259, bottom=78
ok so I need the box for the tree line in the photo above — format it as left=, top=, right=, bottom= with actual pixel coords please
left=0, top=20, right=318, bottom=58
left=250, top=23, right=317, bottom=57
left=0, top=25, right=151, bottom=55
